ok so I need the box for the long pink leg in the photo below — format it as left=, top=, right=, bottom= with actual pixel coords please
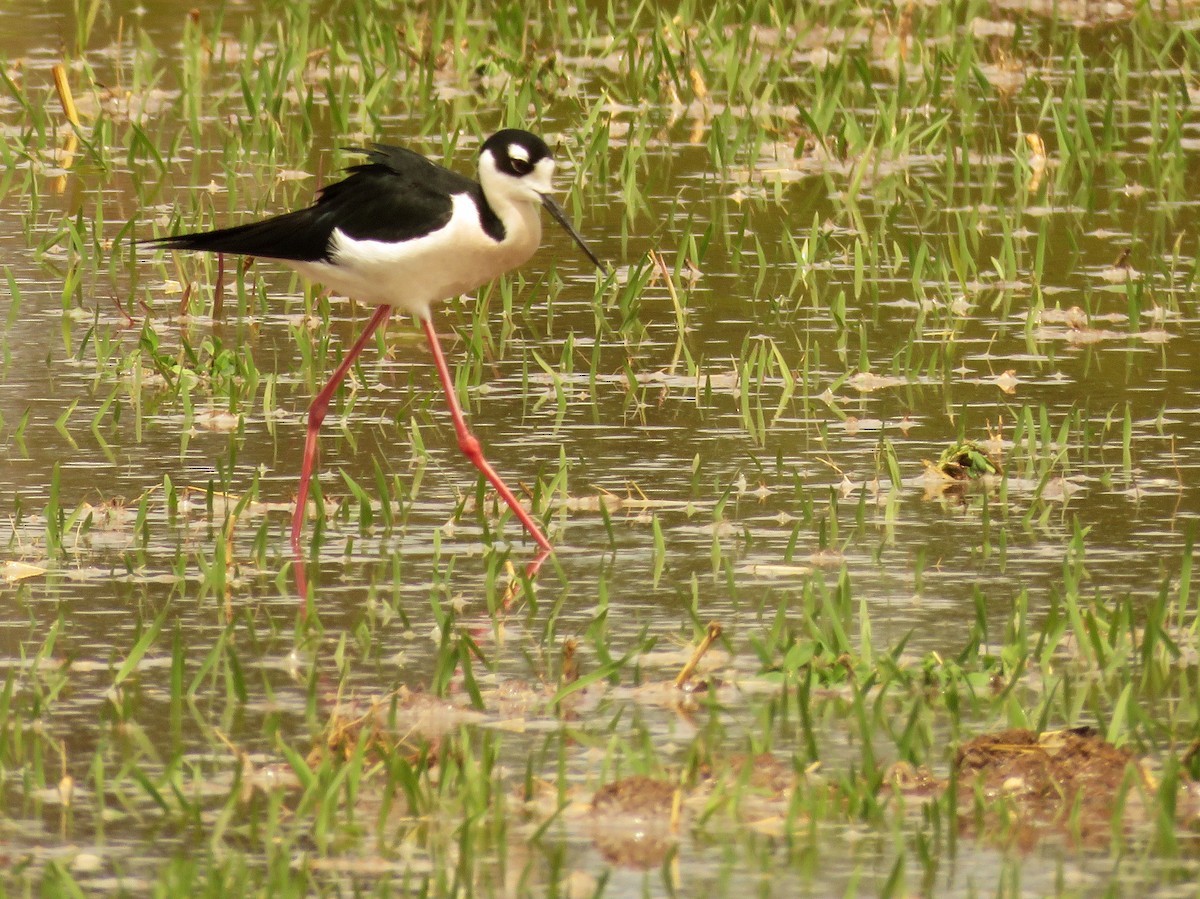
left=291, top=304, right=393, bottom=553
left=421, top=316, right=553, bottom=553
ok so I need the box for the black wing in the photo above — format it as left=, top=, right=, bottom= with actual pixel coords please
left=145, top=144, right=484, bottom=262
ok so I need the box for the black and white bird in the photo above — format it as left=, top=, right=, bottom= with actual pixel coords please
left=147, top=128, right=603, bottom=558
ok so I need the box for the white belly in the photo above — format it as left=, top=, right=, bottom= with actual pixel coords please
left=288, top=192, right=543, bottom=319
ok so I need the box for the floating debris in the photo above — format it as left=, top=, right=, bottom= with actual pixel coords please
left=1, top=560, right=47, bottom=583
left=847, top=372, right=906, bottom=393
left=674, top=621, right=722, bottom=689
left=930, top=439, right=1003, bottom=481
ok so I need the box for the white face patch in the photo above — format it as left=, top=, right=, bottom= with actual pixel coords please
left=529, top=157, right=555, bottom=193
left=508, top=143, right=530, bottom=164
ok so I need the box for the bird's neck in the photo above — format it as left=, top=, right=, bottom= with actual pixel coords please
left=478, top=190, right=542, bottom=259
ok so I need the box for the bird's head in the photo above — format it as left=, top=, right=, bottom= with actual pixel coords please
left=480, top=129, right=604, bottom=271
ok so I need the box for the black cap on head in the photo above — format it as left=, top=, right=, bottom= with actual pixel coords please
left=482, top=129, right=552, bottom=177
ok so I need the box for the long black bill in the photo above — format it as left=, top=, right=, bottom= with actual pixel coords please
left=541, top=194, right=606, bottom=272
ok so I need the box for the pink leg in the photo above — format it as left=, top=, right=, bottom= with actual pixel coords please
left=420, top=316, right=553, bottom=552
left=291, top=304, right=393, bottom=553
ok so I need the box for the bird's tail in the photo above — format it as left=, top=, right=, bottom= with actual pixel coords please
left=142, top=209, right=330, bottom=262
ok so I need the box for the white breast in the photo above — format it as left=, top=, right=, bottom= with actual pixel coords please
left=287, top=192, right=543, bottom=320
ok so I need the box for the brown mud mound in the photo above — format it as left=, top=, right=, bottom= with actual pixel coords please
left=955, top=727, right=1151, bottom=847
left=888, top=727, right=1200, bottom=849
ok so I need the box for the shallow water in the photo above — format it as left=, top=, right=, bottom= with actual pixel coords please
left=1, top=1, right=1199, bottom=895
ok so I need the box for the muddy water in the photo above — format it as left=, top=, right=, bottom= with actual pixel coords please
left=1, top=1, right=1198, bottom=894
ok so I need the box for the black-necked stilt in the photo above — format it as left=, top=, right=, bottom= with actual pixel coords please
left=148, top=129, right=603, bottom=558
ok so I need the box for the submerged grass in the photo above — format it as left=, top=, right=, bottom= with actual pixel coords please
left=0, top=0, right=1199, bottom=895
